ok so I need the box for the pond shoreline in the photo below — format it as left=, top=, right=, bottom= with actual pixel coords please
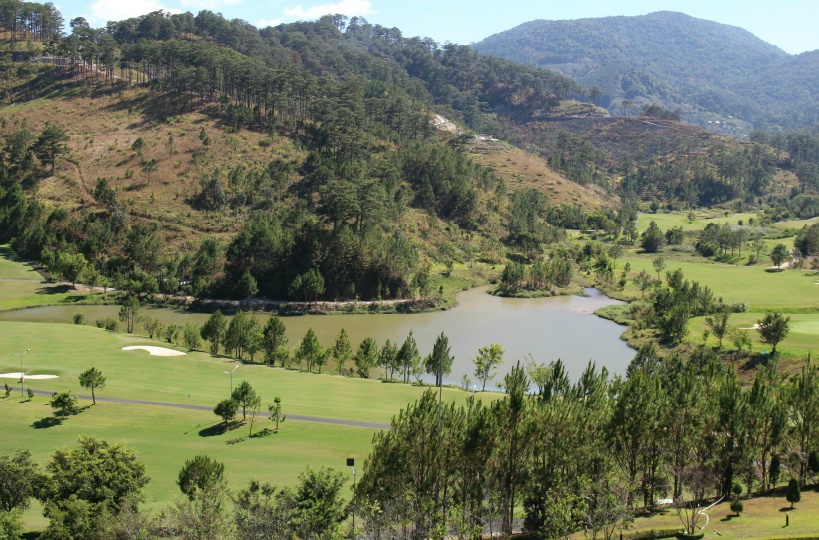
left=0, top=286, right=636, bottom=384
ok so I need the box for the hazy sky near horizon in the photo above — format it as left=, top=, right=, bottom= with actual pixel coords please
left=58, top=0, right=819, bottom=55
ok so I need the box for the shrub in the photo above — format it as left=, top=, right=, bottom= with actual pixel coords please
left=0, top=509, right=25, bottom=540
left=695, top=241, right=717, bottom=257
left=786, top=478, right=801, bottom=508
left=730, top=499, right=743, bottom=516
left=626, top=528, right=681, bottom=540
left=73, top=313, right=86, bottom=325
left=641, top=221, right=665, bottom=253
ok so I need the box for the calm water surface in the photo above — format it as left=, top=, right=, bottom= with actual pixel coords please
left=0, top=287, right=634, bottom=386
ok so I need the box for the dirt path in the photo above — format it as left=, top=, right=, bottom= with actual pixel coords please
left=24, top=388, right=391, bottom=430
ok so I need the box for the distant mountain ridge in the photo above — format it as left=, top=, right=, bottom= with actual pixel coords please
left=473, top=11, right=819, bottom=129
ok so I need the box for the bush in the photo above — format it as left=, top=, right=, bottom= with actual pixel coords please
left=641, top=221, right=665, bottom=253
left=786, top=478, right=801, bottom=508
left=695, top=241, right=717, bottom=257
left=626, top=528, right=681, bottom=540
left=73, top=313, right=86, bottom=325
left=730, top=499, right=743, bottom=516
left=0, top=509, right=25, bottom=540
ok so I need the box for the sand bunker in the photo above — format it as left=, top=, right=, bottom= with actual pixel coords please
left=122, top=346, right=187, bottom=357
left=739, top=323, right=762, bottom=330
left=0, top=372, right=58, bottom=379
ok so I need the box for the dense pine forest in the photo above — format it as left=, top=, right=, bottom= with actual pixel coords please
left=356, top=353, right=819, bottom=538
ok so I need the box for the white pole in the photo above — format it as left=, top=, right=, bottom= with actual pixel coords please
left=14, top=349, right=29, bottom=396
left=224, top=364, right=239, bottom=394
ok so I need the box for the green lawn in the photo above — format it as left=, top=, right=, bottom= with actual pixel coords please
left=0, top=244, right=94, bottom=311
left=0, top=320, right=496, bottom=530
left=625, top=490, right=819, bottom=539
left=774, top=216, right=819, bottom=229
left=1, top=396, right=375, bottom=530
left=0, top=245, right=41, bottom=280
left=637, top=212, right=759, bottom=233
left=0, top=322, right=481, bottom=424
left=620, top=256, right=819, bottom=310
left=690, top=313, right=819, bottom=358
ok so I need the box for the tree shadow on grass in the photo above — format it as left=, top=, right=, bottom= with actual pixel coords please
left=198, top=421, right=238, bottom=437
left=250, top=428, right=274, bottom=439
left=226, top=427, right=276, bottom=445
left=36, top=284, right=73, bottom=295
left=32, top=416, right=63, bottom=429
left=779, top=507, right=795, bottom=512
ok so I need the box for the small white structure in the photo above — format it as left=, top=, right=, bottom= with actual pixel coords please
left=122, top=346, right=187, bottom=357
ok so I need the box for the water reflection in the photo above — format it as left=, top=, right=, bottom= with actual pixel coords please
left=0, top=287, right=634, bottom=387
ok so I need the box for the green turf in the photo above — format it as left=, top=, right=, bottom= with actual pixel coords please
left=0, top=244, right=94, bottom=311
left=621, top=256, right=819, bottom=309
left=636, top=211, right=759, bottom=233
left=0, top=320, right=497, bottom=530
left=0, top=280, right=85, bottom=312
left=690, top=313, right=819, bottom=355
left=0, top=396, right=375, bottom=530
left=624, top=490, right=819, bottom=539
left=773, top=216, right=819, bottom=229
left=0, top=322, right=482, bottom=424
left=0, top=245, right=41, bottom=280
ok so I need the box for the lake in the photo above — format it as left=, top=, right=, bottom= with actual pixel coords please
left=0, top=287, right=634, bottom=388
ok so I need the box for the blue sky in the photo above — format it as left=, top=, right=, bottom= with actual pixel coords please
left=57, top=0, right=819, bottom=54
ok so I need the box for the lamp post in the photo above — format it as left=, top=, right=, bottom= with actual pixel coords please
left=13, top=349, right=29, bottom=396
left=224, top=364, right=239, bottom=395
left=347, top=458, right=356, bottom=538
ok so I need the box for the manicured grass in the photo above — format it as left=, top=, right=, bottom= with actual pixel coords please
left=625, top=490, right=819, bottom=539
left=620, top=257, right=819, bottom=309
left=0, top=280, right=85, bottom=312
left=689, top=312, right=819, bottom=360
left=637, top=211, right=759, bottom=233
left=0, top=244, right=96, bottom=311
left=0, top=244, right=41, bottom=280
left=0, top=322, right=481, bottom=424
left=1, top=396, right=375, bottom=530
left=0, top=321, right=497, bottom=530
left=775, top=216, right=819, bottom=229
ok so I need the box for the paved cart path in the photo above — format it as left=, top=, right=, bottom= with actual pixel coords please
left=23, top=388, right=391, bottom=429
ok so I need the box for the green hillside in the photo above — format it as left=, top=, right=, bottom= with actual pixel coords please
left=2, top=3, right=819, bottom=310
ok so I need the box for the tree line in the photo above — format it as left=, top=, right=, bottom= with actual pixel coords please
left=355, top=350, right=819, bottom=538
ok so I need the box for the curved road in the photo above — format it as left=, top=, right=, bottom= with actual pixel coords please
left=26, top=388, right=391, bottom=430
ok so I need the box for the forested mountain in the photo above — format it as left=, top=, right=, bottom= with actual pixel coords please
left=2, top=2, right=819, bottom=306
left=473, top=11, right=819, bottom=130
left=0, top=3, right=598, bottom=303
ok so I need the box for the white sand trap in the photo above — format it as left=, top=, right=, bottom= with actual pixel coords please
left=0, top=372, right=59, bottom=379
left=122, top=345, right=187, bottom=357
left=738, top=323, right=762, bottom=330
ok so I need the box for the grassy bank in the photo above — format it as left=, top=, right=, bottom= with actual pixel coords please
left=622, top=489, right=819, bottom=540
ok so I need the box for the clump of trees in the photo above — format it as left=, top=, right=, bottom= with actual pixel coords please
left=499, top=252, right=573, bottom=294
left=356, top=351, right=819, bottom=538
left=1, top=436, right=349, bottom=539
